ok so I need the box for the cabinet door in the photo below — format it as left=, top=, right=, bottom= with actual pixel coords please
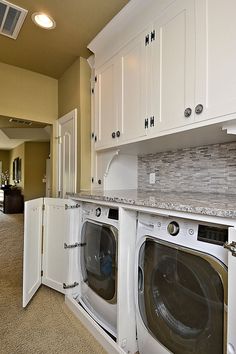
left=94, top=58, right=118, bottom=149
left=227, top=227, right=236, bottom=354
left=195, top=0, right=236, bottom=122
left=156, top=0, right=195, bottom=131
left=23, top=198, right=80, bottom=307
left=42, top=198, right=80, bottom=294
left=23, top=198, right=44, bottom=307
left=117, top=30, right=148, bottom=143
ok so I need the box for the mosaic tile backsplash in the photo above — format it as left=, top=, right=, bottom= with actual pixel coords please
left=138, top=142, right=236, bottom=194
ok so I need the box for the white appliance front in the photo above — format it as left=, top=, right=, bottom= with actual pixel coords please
left=78, top=204, right=119, bottom=338
left=135, top=213, right=233, bottom=354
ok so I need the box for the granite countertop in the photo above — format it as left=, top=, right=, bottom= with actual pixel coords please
left=68, top=189, right=236, bottom=219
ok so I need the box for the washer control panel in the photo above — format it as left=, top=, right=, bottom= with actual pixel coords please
left=81, top=203, right=119, bottom=224
left=167, top=221, right=180, bottom=236
left=95, top=207, right=101, bottom=217
left=137, top=212, right=228, bottom=265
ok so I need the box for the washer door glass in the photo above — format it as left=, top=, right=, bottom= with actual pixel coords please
left=81, top=221, right=117, bottom=302
left=138, top=239, right=226, bottom=354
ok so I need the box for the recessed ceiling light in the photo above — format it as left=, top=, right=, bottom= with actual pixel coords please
left=32, top=12, right=56, bottom=29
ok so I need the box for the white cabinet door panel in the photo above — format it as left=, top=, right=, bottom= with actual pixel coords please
left=58, top=109, right=77, bottom=198
left=156, top=0, right=195, bottom=131
left=95, top=59, right=118, bottom=149
left=23, top=198, right=43, bottom=307
left=196, top=0, right=236, bottom=122
left=42, top=198, right=80, bottom=294
left=118, top=31, right=148, bottom=142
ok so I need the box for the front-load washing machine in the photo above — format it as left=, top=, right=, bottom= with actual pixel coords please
left=136, top=212, right=228, bottom=354
left=77, top=203, right=119, bottom=338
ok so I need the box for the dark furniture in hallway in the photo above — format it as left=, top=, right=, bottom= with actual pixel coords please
left=0, top=188, right=24, bottom=214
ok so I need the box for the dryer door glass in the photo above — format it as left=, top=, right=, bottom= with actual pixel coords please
left=138, top=239, right=227, bottom=354
left=81, top=221, right=118, bottom=303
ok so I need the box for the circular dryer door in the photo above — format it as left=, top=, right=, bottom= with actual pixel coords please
left=138, top=239, right=227, bottom=354
left=81, top=221, right=118, bottom=303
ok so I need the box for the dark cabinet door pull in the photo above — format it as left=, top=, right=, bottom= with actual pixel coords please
left=112, top=132, right=116, bottom=138
left=195, top=104, right=204, bottom=115
left=116, top=131, right=120, bottom=138
left=184, top=108, right=192, bottom=118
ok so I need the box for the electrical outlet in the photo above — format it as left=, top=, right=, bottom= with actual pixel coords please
left=149, top=172, right=155, bottom=184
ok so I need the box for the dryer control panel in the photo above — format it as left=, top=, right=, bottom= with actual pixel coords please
left=137, top=212, right=229, bottom=265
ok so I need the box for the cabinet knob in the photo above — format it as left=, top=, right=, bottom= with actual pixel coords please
left=98, top=179, right=102, bottom=185
left=195, top=104, right=203, bottom=115
left=116, top=130, right=120, bottom=138
left=94, top=135, right=97, bottom=142
left=112, top=132, right=116, bottom=139
left=184, top=108, right=192, bottom=118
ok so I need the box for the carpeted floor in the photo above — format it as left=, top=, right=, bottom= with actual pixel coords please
left=0, top=213, right=107, bottom=354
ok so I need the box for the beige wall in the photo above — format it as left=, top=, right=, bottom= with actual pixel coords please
left=0, top=150, right=10, bottom=174
left=0, top=62, right=58, bottom=124
left=24, top=142, right=50, bottom=201
left=9, top=143, right=25, bottom=190
left=79, top=58, right=91, bottom=190
left=58, top=59, right=80, bottom=117
left=58, top=57, right=91, bottom=192
left=0, top=62, right=57, bottom=195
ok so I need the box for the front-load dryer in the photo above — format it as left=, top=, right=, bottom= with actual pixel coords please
left=78, top=203, right=119, bottom=338
left=136, top=212, right=228, bottom=354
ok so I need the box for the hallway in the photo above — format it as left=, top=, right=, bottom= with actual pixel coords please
left=0, top=213, right=107, bottom=354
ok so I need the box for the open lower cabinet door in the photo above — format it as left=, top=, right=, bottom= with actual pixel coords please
left=23, top=198, right=44, bottom=307
left=23, top=197, right=81, bottom=307
left=227, top=227, right=236, bottom=353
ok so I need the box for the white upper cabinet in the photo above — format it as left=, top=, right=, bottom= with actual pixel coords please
left=195, top=0, right=236, bottom=123
left=91, top=0, right=236, bottom=150
left=94, top=57, right=118, bottom=149
left=153, top=0, right=195, bottom=132
left=117, top=30, right=148, bottom=143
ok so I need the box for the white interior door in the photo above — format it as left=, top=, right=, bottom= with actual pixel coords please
left=57, top=109, right=77, bottom=198
left=227, top=227, right=236, bottom=354
left=42, top=198, right=80, bottom=294
left=23, top=198, right=44, bottom=307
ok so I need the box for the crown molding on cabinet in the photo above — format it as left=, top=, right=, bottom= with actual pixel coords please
left=88, top=0, right=175, bottom=67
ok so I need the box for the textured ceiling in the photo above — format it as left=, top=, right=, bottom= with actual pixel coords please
left=0, top=0, right=129, bottom=78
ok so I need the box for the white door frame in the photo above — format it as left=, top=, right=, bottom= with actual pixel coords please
left=57, top=109, right=77, bottom=198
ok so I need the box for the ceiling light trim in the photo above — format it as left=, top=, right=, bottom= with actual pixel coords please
left=32, top=12, right=56, bottom=30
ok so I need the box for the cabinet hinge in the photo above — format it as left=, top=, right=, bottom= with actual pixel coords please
left=224, top=241, right=236, bottom=257
left=151, top=30, right=156, bottom=42
left=64, top=242, right=86, bottom=249
left=63, top=282, right=79, bottom=289
left=41, top=270, right=43, bottom=277
left=150, top=116, right=155, bottom=127
left=55, top=136, right=62, bottom=144
left=65, top=203, right=80, bottom=210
